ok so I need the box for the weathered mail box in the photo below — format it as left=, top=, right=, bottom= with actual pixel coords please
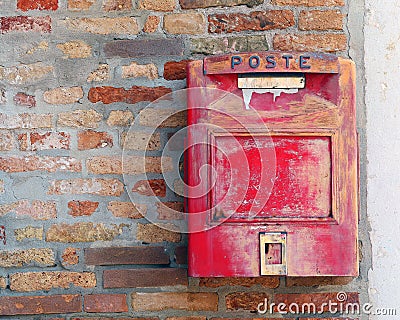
left=186, top=52, right=358, bottom=277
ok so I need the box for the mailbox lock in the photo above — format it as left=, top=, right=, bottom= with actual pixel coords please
left=260, top=232, right=287, bottom=276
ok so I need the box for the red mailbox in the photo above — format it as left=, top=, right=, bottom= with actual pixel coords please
left=186, top=52, right=358, bottom=277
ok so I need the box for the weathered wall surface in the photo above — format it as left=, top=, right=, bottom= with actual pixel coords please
left=365, top=0, right=400, bottom=319
left=0, top=0, right=368, bottom=319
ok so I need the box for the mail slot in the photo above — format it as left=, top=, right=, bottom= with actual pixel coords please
left=186, top=52, right=358, bottom=277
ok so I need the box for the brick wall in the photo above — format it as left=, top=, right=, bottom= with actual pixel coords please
left=0, top=0, right=364, bottom=319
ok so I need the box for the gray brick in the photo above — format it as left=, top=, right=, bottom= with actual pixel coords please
left=104, top=39, right=184, bottom=58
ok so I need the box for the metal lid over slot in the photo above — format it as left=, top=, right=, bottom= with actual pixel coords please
left=238, top=73, right=306, bottom=109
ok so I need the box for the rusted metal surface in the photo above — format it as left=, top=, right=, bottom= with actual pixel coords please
left=186, top=53, right=358, bottom=277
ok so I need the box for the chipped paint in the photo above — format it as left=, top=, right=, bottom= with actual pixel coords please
left=187, top=54, right=358, bottom=277
left=242, top=88, right=299, bottom=109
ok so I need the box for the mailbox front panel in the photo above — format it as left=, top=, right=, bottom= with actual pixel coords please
left=213, top=135, right=332, bottom=219
left=187, top=52, right=358, bottom=277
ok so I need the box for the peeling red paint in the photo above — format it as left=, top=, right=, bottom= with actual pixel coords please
left=187, top=53, right=358, bottom=277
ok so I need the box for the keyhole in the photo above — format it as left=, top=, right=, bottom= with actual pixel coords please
left=265, top=243, right=282, bottom=265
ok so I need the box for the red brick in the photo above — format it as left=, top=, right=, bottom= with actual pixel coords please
left=0, top=156, right=81, bottom=172
left=103, top=0, right=132, bottom=11
left=17, top=133, right=27, bottom=150
left=0, top=132, right=14, bottom=151
left=143, top=16, right=160, bottom=33
left=68, top=201, right=99, bottom=217
left=139, top=0, right=175, bottom=11
left=164, top=13, right=206, bottom=34
left=1, top=63, right=53, bottom=84
left=0, top=113, right=53, bottom=129
left=121, top=131, right=161, bottom=151
left=122, top=62, right=158, bottom=79
left=13, top=200, right=57, bottom=220
left=104, top=268, right=187, bottom=288
left=163, top=60, right=192, bottom=80
left=86, top=156, right=123, bottom=174
left=0, top=16, right=51, bottom=33
left=23, top=113, right=53, bottom=128
left=157, top=202, right=184, bottom=220
left=88, top=86, right=172, bottom=104
left=107, top=110, right=134, bottom=126
left=62, top=247, right=79, bottom=265
left=274, top=292, right=360, bottom=313
left=48, top=178, right=124, bottom=196
left=84, top=294, right=128, bottom=313
left=0, top=294, right=81, bottom=315
left=46, top=222, right=126, bottom=242
left=132, top=292, right=218, bottom=311
left=19, top=132, right=70, bottom=151
left=43, top=86, right=84, bottom=104
left=180, top=0, right=263, bottom=8
left=17, top=0, right=58, bottom=11
left=300, top=318, right=357, bottom=320
left=58, top=109, right=102, bottom=128
left=132, top=179, right=166, bottom=197
left=271, top=0, right=344, bottom=5
left=14, top=92, right=36, bottom=107
left=0, top=200, right=56, bottom=220
left=0, top=277, right=7, bottom=289
left=299, top=10, right=344, bottom=31
left=68, top=0, right=94, bottom=10
left=211, top=319, right=277, bottom=320
left=56, top=40, right=92, bottom=58
left=139, top=108, right=186, bottom=127
left=211, top=319, right=279, bottom=320
left=87, top=156, right=172, bottom=174
left=209, top=11, right=294, bottom=33
left=107, top=201, right=146, bottom=219
left=0, top=248, right=54, bottom=267
left=286, top=277, right=353, bottom=287
left=63, top=17, right=138, bottom=34
left=32, top=132, right=69, bottom=150
left=78, top=130, right=113, bottom=150
left=15, top=226, right=43, bottom=241
left=167, top=317, right=206, bottom=320
left=174, top=246, right=187, bottom=264
left=200, top=277, right=279, bottom=288
left=273, top=33, right=347, bottom=52
left=137, top=223, right=181, bottom=243
left=226, top=292, right=271, bottom=311
left=85, top=246, right=169, bottom=265
left=10, top=272, right=96, bottom=291
left=72, top=318, right=158, bottom=320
